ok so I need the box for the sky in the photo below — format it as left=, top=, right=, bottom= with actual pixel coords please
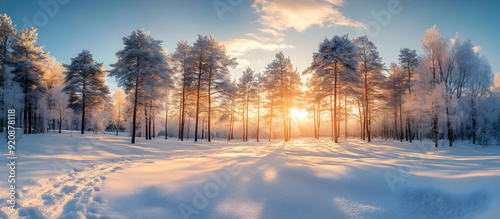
left=1, top=0, right=499, bottom=93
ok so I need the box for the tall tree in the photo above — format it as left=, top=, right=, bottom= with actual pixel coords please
left=172, top=40, right=192, bottom=141
left=205, top=36, right=237, bottom=142
left=398, top=48, right=418, bottom=142
left=386, top=63, right=406, bottom=141
left=0, top=14, right=17, bottom=133
left=264, top=52, right=299, bottom=141
left=255, top=73, right=264, bottom=142
left=11, top=27, right=47, bottom=134
left=308, top=35, right=359, bottom=143
left=353, top=36, right=385, bottom=142
left=467, top=57, right=493, bottom=144
left=109, top=29, right=172, bottom=144
left=190, top=35, right=210, bottom=142
left=238, top=67, right=255, bottom=142
left=422, top=25, right=453, bottom=147
left=63, top=50, right=109, bottom=134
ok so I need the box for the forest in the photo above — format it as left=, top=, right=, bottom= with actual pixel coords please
left=1, top=13, right=497, bottom=147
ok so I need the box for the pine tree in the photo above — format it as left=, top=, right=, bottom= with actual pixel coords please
left=264, top=52, right=301, bottom=141
left=0, top=14, right=17, bottom=133
left=398, top=48, right=419, bottom=143
left=63, top=50, right=109, bottom=134
left=11, top=27, right=47, bottom=134
left=190, top=35, right=210, bottom=142
left=109, top=29, right=172, bottom=144
left=385, top=63, right=406, bottom=141
left=238, top=67, right=255, bottom=142
left=353, top=36, right=385, bottom=142
left=308, top=35, right=359, bottom=143
left=205, top=36, right=237, bottom=142
left=255, top=73, right=264, bottom=142
left=172, top=40, right=192, bottom=140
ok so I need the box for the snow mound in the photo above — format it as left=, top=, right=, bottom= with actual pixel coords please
left=398, top=187, right=491, bottom=219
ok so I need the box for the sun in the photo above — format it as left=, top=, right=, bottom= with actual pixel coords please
left=290, top=107, right=309, bottom=120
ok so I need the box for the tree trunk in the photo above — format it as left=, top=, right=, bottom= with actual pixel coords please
left=399, top=103, right=403, bottom=142
left=317, top=107, right=321, bottom=139
left=202, top=115, right=204, bottom=140
left=330, top=95, right=334, bottom=141
left=242, top=102, right=245, bottom=142
left=257, top=91, right=260, bottom=142
left=194, top=65, right=202, bottom=142
left=116, top=106, right=120, bottom=136
left=433, top=114, right=439, bottom=147
left=178, top=93, right=182, bottom=139
left=59, top=105, right=62, bottom=133
left=364, top=67, right=371, bottom=142
left=208, top=67, right=212, bottom=142
left=187, top=115, right=190, bottom=140
left=166, top=95, right=169, bottom=140
left=472, top=98, right=476, bottom=144
left=344, top=95, right=348, bottom=140
left=446, top=105, right=452, bottom=146
left=245, top=92, right=249, bottom=142
left=149, top=101, right=152, bottom=140
left=131, top=76, right=139, bottom=144
left=180, top=79, right=186, bottom=141
left=269, top=101, right=273, bottom=141
left=358, top=101, right=362, bottom=139
left=314, top=105, right=317, bottom=139
left=394, top=106, right=398, bottom=140
left=152, top=109, right=155, bottom=139
left=281, top=78, right=287, bottom=142
left=145, top=103, right=148, bottom=140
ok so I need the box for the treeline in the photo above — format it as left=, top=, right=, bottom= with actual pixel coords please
left=0, top=13, right=111, bottom=136
left=303, top=26, right=497, bottom=147
left=1, top=13, right=498, bottom=146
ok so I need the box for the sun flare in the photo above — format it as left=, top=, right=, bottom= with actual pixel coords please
left=291, top=107, right=309, bottom=120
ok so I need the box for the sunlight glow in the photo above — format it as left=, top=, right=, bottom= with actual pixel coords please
left=291, top=107, right=308, bottom=120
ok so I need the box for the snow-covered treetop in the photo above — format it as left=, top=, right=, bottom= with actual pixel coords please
left=109, top=29, right=172, bottom=92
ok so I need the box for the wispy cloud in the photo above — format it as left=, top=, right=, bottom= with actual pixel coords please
left=252, top=0, right=365, bottom=32
left=225, top=37, right=293, bottom=57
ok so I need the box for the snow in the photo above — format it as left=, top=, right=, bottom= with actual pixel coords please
left=1, top=132, right=500, bottom=218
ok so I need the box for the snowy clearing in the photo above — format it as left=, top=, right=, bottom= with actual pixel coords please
left=1, top=131, right=499, bottom=218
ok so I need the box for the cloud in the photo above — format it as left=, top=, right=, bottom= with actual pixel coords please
left=225, top=37, right=293, bottom=57
left=225, top=0, right=362, bottom=57
left=473, top=46, right=481, bottom=53
left=252, top=0, right=365, bottom=32
left=238, top=58, right=250, bottom=67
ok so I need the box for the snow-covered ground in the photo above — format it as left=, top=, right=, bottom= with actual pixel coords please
left=1, top=131, right=500, bottom=218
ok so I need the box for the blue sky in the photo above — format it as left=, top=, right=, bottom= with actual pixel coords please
left=1, top=0, right=499, bottom=92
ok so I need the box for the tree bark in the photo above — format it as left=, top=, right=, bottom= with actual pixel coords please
left=166, top=95, right=169, bottom=140
left=131, top=76, right=139, bottom=144
left=194, top=61, right=202, bottom=142
left=399, top=103, right=403, bottom=142
left=208, top=66, right=212, bottom=142
left=330, top=95, right=334, bottom=141
left=145, top=103, right=148, bottom=140
left=334, top=62, right=338, bottom=143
